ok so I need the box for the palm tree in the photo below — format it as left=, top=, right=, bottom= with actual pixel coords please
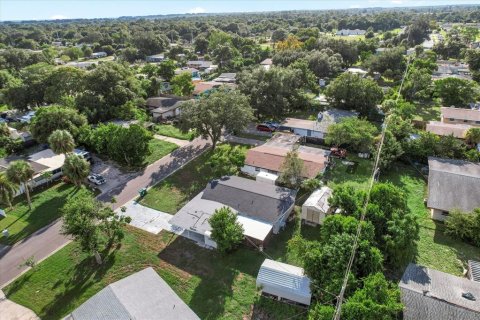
left=48, top=130, right=75, bottom=155
left=466, top=128, right=480, bottom=146
left=63, top=154, right=90, bottom=187
left=0, top=172, right=18, bottom=209
left=6, top=160, right=34, bottom=210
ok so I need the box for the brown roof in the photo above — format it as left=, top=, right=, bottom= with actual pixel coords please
left=426, top=121, right=471, bottom=138
left=245, top=145, right=329, bottom=178
left=441, top=107, right=480, bottom=122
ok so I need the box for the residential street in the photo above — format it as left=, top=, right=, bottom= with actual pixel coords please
left=0, top=137, right=210, bottom=289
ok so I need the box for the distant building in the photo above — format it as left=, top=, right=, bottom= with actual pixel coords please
left=260, top=58, right=273, bottom=70
left=90, top=51, right=107, bottom=59
left=346, top=67, right=368, bottom=77
left=186, top=60, right=213, bottom=70
left=400, top=263, right=480, bottom=320
left=175, top=67, right=200, bottom=80
left=427, top=157, right=480, bottom=220
left=242, top=133, right=330, bottom=179
left=65, top=61, right=97, bottom=69
left=65, top=268, right=200, bottom=320
left=213, top=73, right=236, bottom=83
left=426, top=107, right=480, bottom=139
left=146, top=53, right=165, bottom=63
left=192, top=81, right=235, bottom=97
left=256, top=259, right=312, bottom=306
left=433, top=60, right=471, bottom=81
left=336, top=29, right=366, bottom=36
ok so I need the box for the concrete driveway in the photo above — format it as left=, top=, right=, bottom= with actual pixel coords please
left=0, top=290, right=39, bottom=320
left=89, top=156, right=136, bottom=196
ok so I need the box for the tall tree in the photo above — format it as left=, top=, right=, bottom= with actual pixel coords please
left=179, top=89, right=254, bottom=149
left=278, top=150, right=304, bottom=188
left=325, top=117, right=378, bottom=151
left=6, top=160, right=34, bottom=210
left=48, top=130, right=75, bottom=155
left=208, top=207, right=244, bottom=253
left=63, top=154, right=90, bottom=187
left=434, top=77, right=479, bottom=107
left=170, top=72, right=194, bottom=97
left=0, top=172, right=18, bottom=209
left=158, top=60, right=176, bottom=81
left=30, top=106, right=87, bottom=143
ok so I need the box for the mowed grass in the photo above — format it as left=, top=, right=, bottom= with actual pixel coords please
left=0, top=183, right=78, bottom=245
left=154, top=124, right=197, bottom=141
left=142, top=139, right=178, bottom=166
left=5, top=223, right=306, bottom=320
left=325, top=157, right=480, bottom=276
left=140, top=144, right=249, bottom=213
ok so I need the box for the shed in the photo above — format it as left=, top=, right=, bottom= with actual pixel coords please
left=256, top=259, right=311, bottom=306
left=301, top=187, right=333, bottom=225
left=256, top=171, right=278, bottom=185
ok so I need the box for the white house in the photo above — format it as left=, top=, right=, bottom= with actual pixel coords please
left=256, top=259, right=312, bottom=306
left=301, top=187, right=333, bottom=225
left=90, top=51, right=107, bottom=59
left=146, top=53, right=165, bottom=63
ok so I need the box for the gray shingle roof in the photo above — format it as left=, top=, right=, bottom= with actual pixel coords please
left=400, top=263, right=480, bottom=320
left=427, top=157, right=480, bottom=212
left=67, top=268, right=199, bottom=320
left=202, top=176, right=297, bottom=224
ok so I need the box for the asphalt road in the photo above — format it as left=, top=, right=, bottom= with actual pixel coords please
left=0, top=136, right=210, bottom=289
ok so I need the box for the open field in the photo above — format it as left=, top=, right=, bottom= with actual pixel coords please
left=0, top=183, right=78, bottom=245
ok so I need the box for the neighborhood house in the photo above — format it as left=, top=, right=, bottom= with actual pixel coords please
left=336, top=29, right=366, bottom=36
left=186, top=60, right=213, bottom=70
left=90, top=51, right=107, bottom=59
left=146, top=53, right=166, bottom=62
left=146, top=97, right=187, bottom=120
left=427, top=157, right=480, bottom=220
left=256, top=259, right=312, bottom=306
left=65, top=267, right=200, bottom=320
left=301, top=187, right=334, bottom=225
left=213, top=73, right=236, bottom=83
left=169, top=176, right=297, bottom=248
left=241, top=133, right=331, bottom=179
left=426, top=107, right=480, bottom=139
left=400, top=263, right=480, bottom=320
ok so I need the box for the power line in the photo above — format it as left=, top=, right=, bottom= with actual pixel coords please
left=332, top=56, right=413, bottom=320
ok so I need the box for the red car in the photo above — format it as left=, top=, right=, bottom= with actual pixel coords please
left=330, top=147, right=347, bottom=159
left=256, top=124, right=275, bottom=132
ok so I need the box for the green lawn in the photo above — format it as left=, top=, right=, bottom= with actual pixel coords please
left=142, top=139, right=178, bottom=166
left=5, top=222, right=306, bottom=320
left=140, top=144, right=249, bottom=213
left=324, top=157, right=480, bottom=277
left=154, top=124, right=197, bottom=141
left=413, top=103, right=442, bottom=122
left=0, top=183, right=78, bottom=245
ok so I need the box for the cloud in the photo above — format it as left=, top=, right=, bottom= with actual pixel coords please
left=50, top=14, right=68, bottom=20
left=188, top=7, right=206, bottom=14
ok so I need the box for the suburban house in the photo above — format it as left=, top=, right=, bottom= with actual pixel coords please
left=65, top=61, right=97, bottom=69
left=400, top=263, right=480, bottom=320
left=175, top=67, right=200, bottom=80
left=146, top=97, right=188, bottom=121
left=426, top=107, right=480, bottom=139
left=279, top=109, right=358, bottom=141
left=427, top=157, right=480, bottom=220
left=65, top=267, right=200, bottom=320
left=336, top=29, right=366, bottom=36
left=169, top=176, right=297, bottom=248
left=146, top=53, right=165, bottom=62
left=432, top=61, right=471, bottom=81
left=90, top=51, right=107, bottom=59
left=301, top=187, right=334, bottom=225
left=213, top=73, right=236, bottom=83
left=241, top=133, right=331, bottom=179
left=186, top=60, right=213, bottom=70
left=256, top=259, right=312, bottom=306
left=346, top=67, right=368, bottom=77
left=8, top=127, right=34, bottom=145
left=260, top=58, right=273, bottom=70
left=192, top=81, right=235, bottom=97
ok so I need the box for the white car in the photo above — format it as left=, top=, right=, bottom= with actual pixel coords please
left=88, top=173, right=106, bottom=185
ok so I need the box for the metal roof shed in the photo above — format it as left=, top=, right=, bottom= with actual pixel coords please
left=256, top=259, right=312, bottom=306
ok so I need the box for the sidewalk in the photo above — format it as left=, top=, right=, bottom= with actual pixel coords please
left=154, top=134, right=190, bottom=147
left=0, top=290, right=39, bottom=320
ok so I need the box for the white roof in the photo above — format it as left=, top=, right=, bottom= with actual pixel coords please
left=236, top=215, right=272, bottom=241
left=256, top=259, right=311, bottom=302
left=256, top=171, right=278, bottom=181
left=347, top=68, right=368, bottom=74
left=28, top=149, right=65, bottom=170
left=303, top=187, right=333, bottom=213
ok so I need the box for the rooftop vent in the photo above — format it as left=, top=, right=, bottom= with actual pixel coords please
left=462, top=292, right=476, bottom=301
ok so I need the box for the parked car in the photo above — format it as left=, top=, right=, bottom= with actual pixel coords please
left=264, top=121, right=280, bottom=129
left=330, top=147, right=347, bottom=159
left=88, top=173, right=106, bottom=185
left=256, top=124, right=275, bottom=132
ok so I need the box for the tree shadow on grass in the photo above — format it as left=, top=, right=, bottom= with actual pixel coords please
left=38, top=247, right=118, bottom=320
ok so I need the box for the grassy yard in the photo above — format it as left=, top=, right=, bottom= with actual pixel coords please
left=5, top=222, right=307, bottom=320
left=154, top=124, right=197, bottom=141
left=413, top=102, right=442, bottom=122
left=0, top=183, right=78, bottom=245
left=140, top=144, right=249, bottom=213
left=324, top=156, right=480, bottom=277
left=142, top=139, right=178, bottom=166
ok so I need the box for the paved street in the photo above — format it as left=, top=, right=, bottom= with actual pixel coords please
left=0, top=137, right=210, bottom=289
